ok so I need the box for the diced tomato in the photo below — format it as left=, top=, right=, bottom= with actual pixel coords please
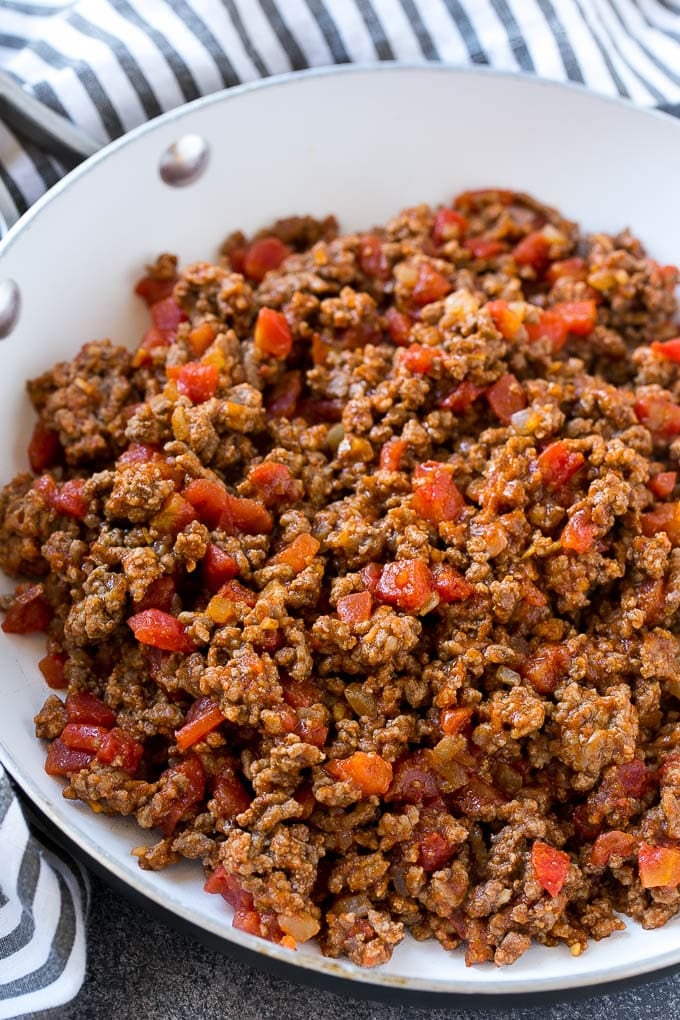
left=637, top=577, right=667, bottom=626
left=537, top=441, right=585, bottom=489
left=520, top=644, right=570, bottom=695
left=590, top=830, right=636, bottom=867
left=531, top=841, right=570, bottom=897
left=527, top=300, right=597, bottom=351
left=183, top=477, right=228, bottom=529
left=254, top=307, right=293, bottom=358
left=561, top=508, right=597, bottom=553
left=96, top=727, right=144, bottom=774
left=337, top=591, right=372, bottom=625
left=638, top=843, right=680, bottom=888
left=412, top=263, right=451, bottom=305
left=650, top=472, right=677, bottom=499
left=176, top=698, right=224, bottom=751
left=64, top=693, right=114, bottom=731
left=136, top=576, right=176, bottom=613
left=151, top=297, right=186, bottom=341
left=220, top=494, right=273, bottom=535
left=440, top=380, right=484, bottom=414
left=327, top=751, right=393, bottom=796
left=243, top=237, right=291, bottom=282
left=432, top=564, right=473, bottom=602
left=133, top=324, right=170, bottom=366
left=384, top=307, right=412, bottom=346
left=206, top=580, right=257, bottom=624
left=360, top=562, right=382, bottom=594
left=432, top=209, right=468, bottom=244
left=283, top=679, right=318, bottom=710
left=44, top=739, right=93, bottom=776
left=270, top=533, right=320, bottom=572
left=379, top=438, right=407, bottom=472
left=440, top=707, right=473, bottom=735
left=486, top=373, right=527, bottom=425
left=398, top=344, right=439, bottom=374
left=151, top=493, right=196, bottom=536
left=387, top=752, right=440, bottom=804
left=134, top=274, right=176, bottom=306
left=266, top=370, right=303, bottom=418
left=486, top=300, right=523, bottom=340
left=2, top=584, right=53, bottom=634
left=128, top=609, right=195, bottom=653
left=295, top=717, right=328, bottom=748
left=546, top=257, right=587, bottom=286
left=187, top=322, right=216, bottom=356
left=177, top=362, right=219, bottom=403
left=617, top=760, right=651, bottom=798
left=634, top=395, right=680, bottom=438
left=417, top=831, right=454, bottom=872
left=311, top=333, right=330, bottom=365
left=412, top=461, right=464, bottom=526
left=464, top=236, right=505, bottom=259
left=358, top=234, right=390, bottom=279
left=61, top=722, right=107, bottom=752
left=202, top=544, right=238, bottom=593
left=248, top=462, right=301, bottom=507
left=53, top=479, right=88, bottom=520
left=213, top=767, right=251, bottom=819
left=28, top=421, right=61, bottom=473
left=296, top=398, right=343, bottom=424
left=118, top=443, right=160, bottom=465
left=650, top=337, right=680, bottom=362
left=513, top=231, right=551, bottom=272
left=375, top=559, right=435, bottom=614
left=640, top=502, right=680, bottom=545
left=158, top=755, right=205, bottom=836
left=39, top=652, right=68, bottom=689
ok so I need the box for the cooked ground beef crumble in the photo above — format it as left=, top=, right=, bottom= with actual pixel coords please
left=3, top=188, right=680, bottom=968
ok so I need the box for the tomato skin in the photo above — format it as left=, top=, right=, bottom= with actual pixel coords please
left=650, top=472, right=677, bottom=499
left=158, top=755, right=206, bottom=836
left=28, top=421, right=61, bottom=473
left=590, top=831, right=636, bottom=867
left=432, top=564, right=473, bottom=602
left=175, top=697, right=224, bottom=751
left=2, top=584, right=53, bottom=634
left=440, top=707, right=473, bottom=735
left=337, top=590, right=372, bottom=625
left=66, top=691, right=116, bottom=727
left=440, top=380, right=484, bottom=413
left=202, top=544, right=238, bottom=593
left=411, top=264, right=451, bottom=305
left=270, top=533, right=320, bottom=572
left=39, top=652, right=68, bottom=689
left=374, top=559, right=436, bottom=614
left=486, top=373, right=526, bottom=424
left=327, top=751, right=393, bottom=796
left=45, top=739, right=93, bottom=776
left=177, top=362, right=219, bottom=403
left=128, top=609, right=195, bottom=653
left=432, top=209, right=468, bottom=244
left=254, top=307, right=293, bottom=358
left=248, top=462, right=301, bottom=507
left=358, top=234, right=390, bottom=279
left=537, top=441, right=585, bottom=489
left=638, top=843, right=680, bottom=888
left=561, top=508, right=597, bottom=552
left=634, top=395, right=680, bottom=438
left=650, top=337, right=680, bottom=362
left=243, top=237, right=291, bottom=281
left=412, top=461, right=464, bottom=526
left=531, top=841, right=570, bottom=897
left=379, top=438, right=407, bottom=472
left=96, top=727, right=144, bottom=774
left=384, top=307, right=412, bottom=346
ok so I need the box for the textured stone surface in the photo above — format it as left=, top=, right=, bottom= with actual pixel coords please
left=46, top=874, right=680, bottom=1020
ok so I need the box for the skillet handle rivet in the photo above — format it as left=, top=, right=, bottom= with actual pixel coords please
left=0, top=279, right=20, bottom=339
left=159, top=134, right=210, bottom=187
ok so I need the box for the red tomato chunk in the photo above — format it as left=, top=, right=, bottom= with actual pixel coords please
left=158, top=756, right=205, bottom=836
left=39, top=652, right=68, bottom=689
left=66, top=691, right=116, bottom=727
left=2, top=584, right=53, bottom=634
left=638, top=844, right=680, bottom=888
left=537, top=441, right=585, bottom=489
left=176, top=697, right=224, bottom=751
left=244, top=237, right=291, bottom=282
left=254, top=307, right=293, bottom=358
left=202, top=544, right=238, bottom=593
left=128, top=609, right=195, bottom=653
left=327, top=751, right=393, bottom=796
left=531, top=841, right=570, bottom=897
left=177, top=362, right=219, bottom=403
left=337, top=591, right=372, bottom=625
left=486, top=374, right=526, bottom=424
left=375, top=560, right=436, bottom=614
left=28, top=421, right=61, bottom=473
left=45, top=740, right=93, bottom=776
left=412, top=461, right=464, bottom=526
left=96, top=728, right=144, bottom=774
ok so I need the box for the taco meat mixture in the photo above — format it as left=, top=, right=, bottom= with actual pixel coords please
left=2, top=189, right=680, bottom=968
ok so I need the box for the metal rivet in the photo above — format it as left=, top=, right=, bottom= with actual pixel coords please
left=0, top=279, right=20, bottom=339
left=159, top=134, right=209, bottom=187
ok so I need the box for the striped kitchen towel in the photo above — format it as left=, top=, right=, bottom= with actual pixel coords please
left=0, top=768, right=88, bottom=1019
left=1, top=0, right=680, bottom=1015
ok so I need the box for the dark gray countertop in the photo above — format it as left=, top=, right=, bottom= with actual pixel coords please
left=49, top=872, right=680, bottom=1020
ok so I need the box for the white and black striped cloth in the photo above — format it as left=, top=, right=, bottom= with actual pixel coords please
left=1, top=0, right=680, bottom=1013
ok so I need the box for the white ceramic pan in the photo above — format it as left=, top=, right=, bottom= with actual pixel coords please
left=1, top=65, right=680, bottom=1006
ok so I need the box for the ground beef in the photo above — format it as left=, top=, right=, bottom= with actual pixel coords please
left=3, top=191, right=680, bottom=969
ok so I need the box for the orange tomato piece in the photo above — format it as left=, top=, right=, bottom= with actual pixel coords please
left=375, top=559, right=435, bottom=614
left=243, top=237, right=291, bottom=282
left=337, top=590, right=372, bottom=625
left=531, top=841, right=570, bottom=897
left=486, top=373, right=527, bottom=424
left=412, top=461, right=464, bottom=526
left=327, top=751, right=393, bottom=796
left=254, top=307, right=293, bottom=358
left=270, top=533, right=320, bottom=572
left=638, top=843, right=680, bottom=888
